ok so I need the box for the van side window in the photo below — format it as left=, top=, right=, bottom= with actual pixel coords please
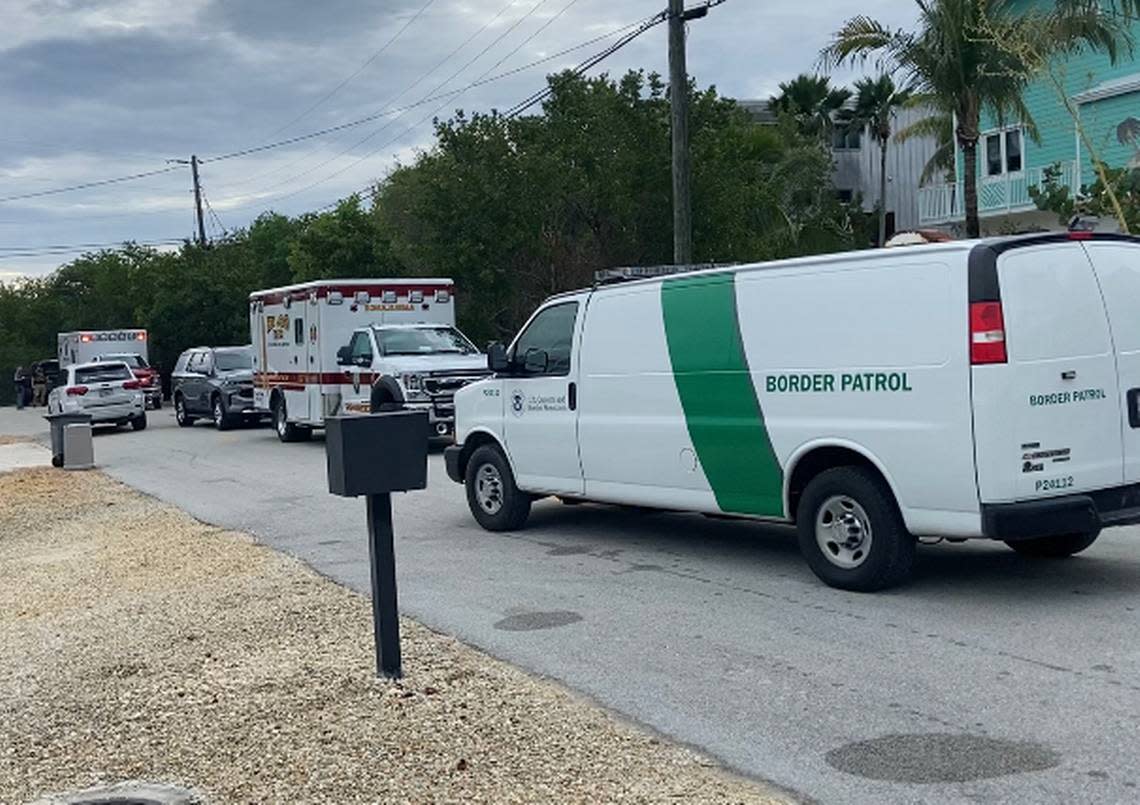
left=294, top=317, right=305, bottom=346
left=348, top=331, right=373, bottom=365
left=186, top=351, right=204, bottom=374
left=513, top=302, right=578, bottom=376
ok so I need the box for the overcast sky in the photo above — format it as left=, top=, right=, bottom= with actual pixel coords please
left=0, top=0, right=919, bottom=279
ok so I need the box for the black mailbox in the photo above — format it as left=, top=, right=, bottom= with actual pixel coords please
left=324, top=408, right=430, bottom=680
left=325, top=410, right=429, bottom=497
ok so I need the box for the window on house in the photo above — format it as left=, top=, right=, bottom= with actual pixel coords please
left=984, top=129, right=1024, bottom=176
left=986, top=134, right=1003, bottom=176
left=1005, top=130, right=1022, bottom=173
left=836, top=189, right=855, bottom=204
left=833, top=127, right=862, bottom=150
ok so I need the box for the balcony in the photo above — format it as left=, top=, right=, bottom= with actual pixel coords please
left=918, top=161, right=1078, bottom=226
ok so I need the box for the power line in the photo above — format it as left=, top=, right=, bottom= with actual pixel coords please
left=201, top=0, right=525, bottom=168
left=214, top=0, right=524, bottom=196
left=0, top=238, right=185, bottom=259
left=0, top=166, right=179, bottom=205
left=506, top=10, right=668, bottom=117
left=224, top=0, right=632, bottom=214
left=213, top=16, right=628, bottom=196
left=260, top=0, right=439, bottom=141
left=305, top=10, right=664, bottom=214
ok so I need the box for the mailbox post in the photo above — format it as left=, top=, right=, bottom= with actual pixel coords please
left=325, top=410, right=429, bottom=678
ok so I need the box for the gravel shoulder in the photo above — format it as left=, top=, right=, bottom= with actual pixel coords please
left=0, top=467, right=786, bottom=804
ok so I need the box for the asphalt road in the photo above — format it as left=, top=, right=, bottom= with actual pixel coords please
left=6, top=406, right=1140, bottom=804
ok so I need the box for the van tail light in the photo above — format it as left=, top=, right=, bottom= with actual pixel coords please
left=67, top=385, right=89, bottom=396
left=970, top=301, right=1007, bottom=365
left=123, top=380, right=141, bottom=390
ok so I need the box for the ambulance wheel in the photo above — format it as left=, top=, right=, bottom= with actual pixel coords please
left=131, top=413, right=148, bottom=431
left=796, top=466, right=915, bottom=592
left=1005, top=531, right=1100, bottom=558
left=465, top=445, right=530, bottom=531
left=174, top=395, right=195, bottom=427
left=273, top=396, right=310, bottom=443
left=212, top=395, right=233, bottom=431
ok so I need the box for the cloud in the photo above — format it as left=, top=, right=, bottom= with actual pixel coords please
left=1, top=0, right=921, bottom=278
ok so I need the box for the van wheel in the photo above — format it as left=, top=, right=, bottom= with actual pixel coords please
left=465, top=445, right=530, bottom=531
left=131, top=413, right=148, bottom=432
left=174, top=395, right=195, bottom=427
left=273, top=396, right=310, bottom=443
left=1005, top=532, right=1100, bottom=558
left=796, top=467, right=915, bottom=592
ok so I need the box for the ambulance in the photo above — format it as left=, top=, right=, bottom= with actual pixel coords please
left=445, top=233, right=1140, bottom=591
left=249, top=278, right=488, bottom=442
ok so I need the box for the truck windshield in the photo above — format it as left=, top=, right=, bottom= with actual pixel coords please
left=376, top=327, right=477, bottom=356
left=215, top=349, right=253, bottom=371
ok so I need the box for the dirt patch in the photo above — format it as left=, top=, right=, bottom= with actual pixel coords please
left=0, top=434, right=32, bottom=445
left=0, top=468, right=786, bottom=804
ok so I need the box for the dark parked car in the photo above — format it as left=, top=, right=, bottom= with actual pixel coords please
left=171, top=346, right=261, bottom=430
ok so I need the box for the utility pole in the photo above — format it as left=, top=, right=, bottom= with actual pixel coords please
left=169, top=155, right=208, bottom=247
left=668, top=1, right=711, bottom=265
left=190, top=155, right=206, bottom=248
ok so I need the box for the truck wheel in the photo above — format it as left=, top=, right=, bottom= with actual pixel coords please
left=1005, top=532, right=1100, bottom=558
left=273, top=396, right=310, bottom=443
left=465, top=445, right=530, bottom=531
left=131, top=413, right=148, bottom=431
left=174, top=395, right=195, bottom=427
left=212, top=395, right=233, bottom=431
left=796, top=466, right=915, bottom=592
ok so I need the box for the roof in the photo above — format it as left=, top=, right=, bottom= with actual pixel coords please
left=555, top=232, right=1140, bottom=300
left=250, top=278, right=453, bottom=299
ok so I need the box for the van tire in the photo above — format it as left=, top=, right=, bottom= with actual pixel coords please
left=273, top=396, right=310, bottom=443
left=465, top=445, right=530, bottom=531
left=796, top=467, right=915, bottom=591
left=1005, top=531, right=1100, bottom=558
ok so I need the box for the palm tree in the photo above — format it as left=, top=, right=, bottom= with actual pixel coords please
left=768, top=74, right=851, bottom=140
left=838, top=75, right=911, bottom=245
left=822, top=1, right=1138, bottom=238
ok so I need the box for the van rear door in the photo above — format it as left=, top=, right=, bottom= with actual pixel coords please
left=972, top=241, right=1123, bottom=502
left=1082, top=240, right=1140, bottom=485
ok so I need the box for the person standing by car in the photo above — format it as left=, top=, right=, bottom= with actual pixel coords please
left=13, top=366, right=28, bottom=409
left=31, top=365, right=47, bottom=407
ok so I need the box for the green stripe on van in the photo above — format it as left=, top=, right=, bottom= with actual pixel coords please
left=661, top=273, right=784, bottom=517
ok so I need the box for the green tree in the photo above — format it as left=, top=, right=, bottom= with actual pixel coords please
left=838, top=74, right=911, bottom=245
left=767, top=74, right=851, bottom=140
left=822, top=0, right=1139, bottom=238
left=1030, top=160, right=1140, bottom=232
left=288, top=196, right=401, bottom=282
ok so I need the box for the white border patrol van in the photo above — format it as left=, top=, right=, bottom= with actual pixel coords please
left=445, top=233, right=1140, bottom=590
left=250, top=278, right=486, bottom=442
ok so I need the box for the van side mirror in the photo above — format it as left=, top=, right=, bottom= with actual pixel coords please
left=523, top=349, right=548, bottom=374
left=487, top=342, right=509, bottom=373
left=336, top=345, right=352, bottom=366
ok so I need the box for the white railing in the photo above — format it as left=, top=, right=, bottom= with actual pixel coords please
left=917, top=161, right=1078, bottom=226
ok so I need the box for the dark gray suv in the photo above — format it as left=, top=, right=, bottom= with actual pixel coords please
left=171, top=346, right=261, bottom=430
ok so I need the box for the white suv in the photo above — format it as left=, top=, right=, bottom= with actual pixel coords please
left=47, top=361, right=147, bottom=431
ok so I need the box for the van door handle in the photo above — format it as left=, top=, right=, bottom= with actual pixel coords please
left=568, top=382, right=577, bottom=411
left=1128, top=389, right=1140, bottom=428
left=1061, top=370, right=1077, bottom=381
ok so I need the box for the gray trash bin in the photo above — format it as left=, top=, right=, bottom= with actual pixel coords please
left=63, top=422, right=95, bottom=470
left=45, top=412, right=93, bottom=468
